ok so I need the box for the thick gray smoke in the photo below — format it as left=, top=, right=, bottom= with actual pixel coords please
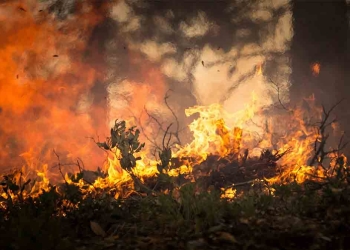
left=91, top=0, right=294, bottom=146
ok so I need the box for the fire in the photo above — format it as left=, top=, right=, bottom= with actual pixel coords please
left=2, top=87, right=347, bottom=200
left=311, top=62, right=321, bottom=76
left=0, top=1, right=109, bottom=176
left=1, top=92, right=348, bottom=202
left=91, top=90, right=344, bottom=200
left=255, top=63, right=263, bottom=75
left=0, top=2, right=347, bottom=203
left=173, top=92, right=258, bottom=163
left=221, top=187, right=236, bottom=200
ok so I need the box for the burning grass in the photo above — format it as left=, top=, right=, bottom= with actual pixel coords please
left=1, top=97, right=350, bottom=249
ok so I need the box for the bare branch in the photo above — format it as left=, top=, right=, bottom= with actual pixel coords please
left=52, top=149, right=67, bottom=183
left=308, top=99, right=347, bottom=167
left=162, top=123, right=173, bottom=149
left=268, top=78, right=290, bottom=112
left=164, top=89, right=182, bottom=145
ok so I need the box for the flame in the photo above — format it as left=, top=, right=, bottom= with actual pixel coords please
left=311, top=62, right=321, bottom=76
left=221, top=187, right=236, bottom=200
left=0, top=2, right=347, bottom=202
left=255, top=63, right=263, bottom=75
left=3, top=86, right=346, bottom=200
left=0, top=1, right=111, bottom=177
left=1, top=83, right=347, bottom=200
left=173, top=92, right=258, bottom=163
left=0, top=1, right=174, bottom=199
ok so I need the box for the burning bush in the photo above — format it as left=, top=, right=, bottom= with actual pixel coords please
left=1, top=94, right=350, bottom=249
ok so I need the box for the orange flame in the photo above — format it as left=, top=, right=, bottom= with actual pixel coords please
left=311, top=62, right=321, bottom=76
left=0, top=1, right=110, bottom=176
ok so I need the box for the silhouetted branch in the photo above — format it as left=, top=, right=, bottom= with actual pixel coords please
left=308, top=99, right=346, bottom=167
left=164, top=89, right=182, bottom=145
left=268, top=78, right=290, bottom=111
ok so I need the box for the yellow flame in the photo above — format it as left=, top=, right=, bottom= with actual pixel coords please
left=221, top=187, right=236, bottom=199
left=256, top=63, right=263, bottom=75
left=1, top=91, right=347, bottom=201
left=173, top=92, right=258, bottom=164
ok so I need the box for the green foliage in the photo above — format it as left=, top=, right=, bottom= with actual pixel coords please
left=136, top=182, right=225, bottom=234
left=97, top=120, right=145, bottom=172
left=97, top=120, right=180, bottom=194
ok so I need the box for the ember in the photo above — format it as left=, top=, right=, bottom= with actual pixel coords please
left=311, top=62, right=321, bottom=76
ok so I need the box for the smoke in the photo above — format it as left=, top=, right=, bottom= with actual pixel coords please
left=104, top=0, right=293, bottom=142
left=0, top=0, right=109, bottom=175
left=0, top=0, right=294, bottom=175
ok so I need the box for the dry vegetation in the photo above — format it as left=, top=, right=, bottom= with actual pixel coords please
left=1, top=101, right=350, bottom=250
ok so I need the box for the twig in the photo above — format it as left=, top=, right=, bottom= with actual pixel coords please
left=87, top=136, right=110, bottom=158
left=268, top=78, right=290, bottom=112
left=142, top=107, right=165, bottom=151
left=308, top=99, right=345, bottom=167
left=164, top=89, right=182, bottom=145
left=141, top=89, right=184, bottom=150
left=52, top=150, right=67, bottom=184
left=162, top=123, right=173, bottom=149
left=224, top=179, right=257, bottom=189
